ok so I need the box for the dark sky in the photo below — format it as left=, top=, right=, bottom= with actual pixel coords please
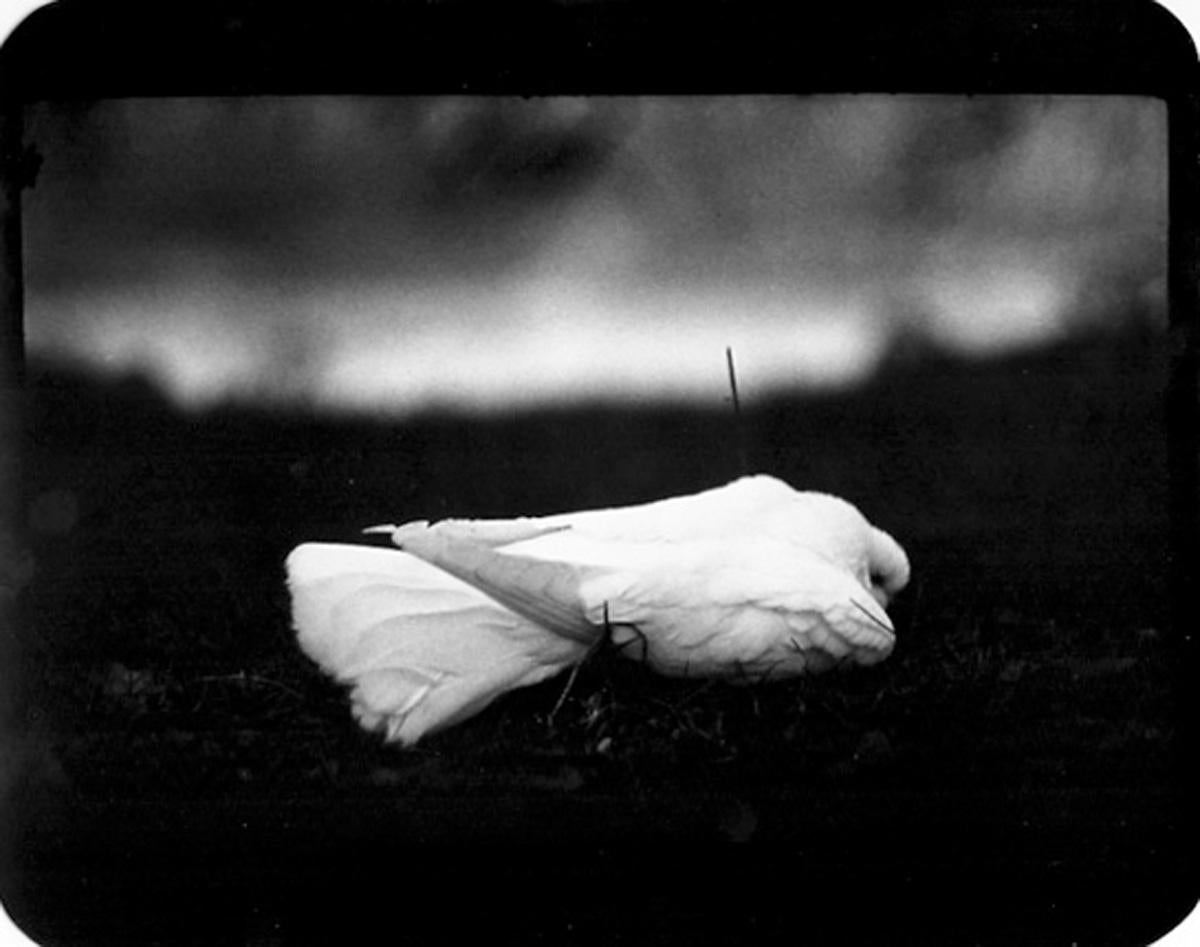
left=22, top=95, right=1167, bottom=414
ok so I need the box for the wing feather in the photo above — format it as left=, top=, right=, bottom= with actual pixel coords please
left=391, top=522, right=605, bottom=645
left=285, top=542, right=586, bottom=745
left=287, top=475, right=909, bottom=744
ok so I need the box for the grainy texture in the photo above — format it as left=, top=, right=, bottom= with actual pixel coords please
left=5, top=323, right=1191, bottom=945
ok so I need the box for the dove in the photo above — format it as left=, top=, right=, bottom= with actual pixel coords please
left=285, top=474, right=910, bottom=745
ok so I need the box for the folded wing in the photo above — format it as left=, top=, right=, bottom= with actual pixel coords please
left=286, top=475, right=910, bottom=745
left=286, top=543, right=588, bottom=745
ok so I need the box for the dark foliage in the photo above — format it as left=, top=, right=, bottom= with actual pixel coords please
left=4, top=324, right=1194, bottom=945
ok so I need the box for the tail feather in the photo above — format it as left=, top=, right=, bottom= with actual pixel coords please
left=350, top=659, right=561, bottom=745
left=286, top=542, right=586, bottom=745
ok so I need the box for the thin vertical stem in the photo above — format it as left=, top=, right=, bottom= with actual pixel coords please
left=725, top=346, right=741, bottom=421
left=725, top=346, right=750, bottom=476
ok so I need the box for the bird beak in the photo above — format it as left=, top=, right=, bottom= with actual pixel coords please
left=362, top=524, right=397, bottom=536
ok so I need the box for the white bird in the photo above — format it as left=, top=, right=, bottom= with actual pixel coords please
left=285, top=475, right=910, bottom=746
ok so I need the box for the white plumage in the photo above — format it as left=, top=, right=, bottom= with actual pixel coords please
left=285, top=475, right=910, bottom=745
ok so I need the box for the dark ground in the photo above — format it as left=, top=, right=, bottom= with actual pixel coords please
left=2, top=321, right=1196, bottom=945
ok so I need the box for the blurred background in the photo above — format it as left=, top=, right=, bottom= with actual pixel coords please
left=8, top=94, right=1187, bottom=946
left=22, top=94, right=1167, bottom=415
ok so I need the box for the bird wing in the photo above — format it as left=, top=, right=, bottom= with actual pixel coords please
left=384, top=483, right=901, bottom=673
left=286, top=542, right=587, bottom=744
left=419, top=475, right=801, bottom=547
left=289, top=476, right=908, bottom=743
left=389, top=522, right=609, bottom=645
left=407, top=477, right=910, bottom=608
left=574, top=539, right=896, bottom=675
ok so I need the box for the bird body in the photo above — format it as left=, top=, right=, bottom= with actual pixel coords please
left=285, top=475, right=910, bottom=745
